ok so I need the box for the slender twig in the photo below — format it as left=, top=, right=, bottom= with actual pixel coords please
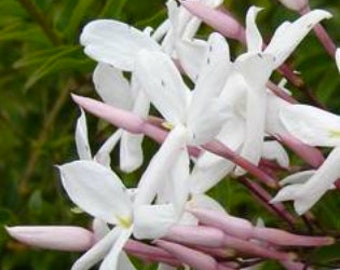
left=239, top=177, right=297, bottom=229
left=18, top=0, right=62, bottom=45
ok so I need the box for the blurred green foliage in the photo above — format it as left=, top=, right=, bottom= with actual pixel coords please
left=0, top=0, right=340, bottom=269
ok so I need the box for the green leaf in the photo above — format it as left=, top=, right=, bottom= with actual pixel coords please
left=14, top=46, right=79, bottom=69
left=64, top=0, right=97, bottom=39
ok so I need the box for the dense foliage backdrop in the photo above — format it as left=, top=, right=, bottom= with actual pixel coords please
left=1, top=0, right=340, bottom=269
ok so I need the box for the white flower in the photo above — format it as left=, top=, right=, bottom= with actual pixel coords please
left=272, top=104, right=340, bottom=214
left=58, top=159, right=178, bottom=270
left=135, top=32, right=231, bottom=146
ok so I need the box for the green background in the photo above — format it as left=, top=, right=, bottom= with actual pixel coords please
left=1, top=0, right=340, bottom=269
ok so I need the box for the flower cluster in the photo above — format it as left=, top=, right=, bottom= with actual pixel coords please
left=6, top=0, right=340, bottom=269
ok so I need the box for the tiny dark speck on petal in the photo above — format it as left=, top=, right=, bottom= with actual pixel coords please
left=161, top=80, right=166, bottom=87
left=209, top=45, right=213, bottom=52
left=257, top=53, right=263, bottom=58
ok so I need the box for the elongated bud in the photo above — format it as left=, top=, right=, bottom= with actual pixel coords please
left=278, top=0, right=309, bottom=12
left=188, top=208, right=254, bottom=240
left=253, top=227, right=334, bottom=247
left=124, top=240, right=181, bottom=267
left=71, top=94, right=168, bottom=143
left=222, top=234, right=295, bottom=261
left=6, top=226, right=94, bottom=251
left=155, top=240, right=223, bottom=270
left=164, top=225, right=225, bottom=247
left=278, top=134, right=324, bottom=168
left=180, top=0, right=245, bottom=42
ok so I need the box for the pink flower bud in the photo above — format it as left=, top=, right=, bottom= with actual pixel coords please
left=6, top=226, right=94, bottom=251
left=278, top=0, right=309, bottom=12
left=164, top=225, right=225, bottom=247
left=155, top=240, right=220, bottom=270
left=180, top=0, right=245, bottom=42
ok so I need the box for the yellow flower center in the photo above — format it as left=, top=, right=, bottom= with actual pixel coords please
left=116, top=215, right=133, bottom=229
left=162, top=121, right=174, bottom=130
left=329, top=129, right=340, bottom=138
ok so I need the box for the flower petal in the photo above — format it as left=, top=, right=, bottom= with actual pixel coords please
left=273, top=147, right=340, bottom=215
left=133, top=204, right=177, bottom=239
left=262, top=140, right=289, bottom=168
left=59, top=160, right=132, bottom=224
left=134, top=125, right=189, bottom=206
left=71, top=227, right=121, bottom=270
left=187, top=33, right=232, bottom=145
left=234, top=53, right=276, bottom=175
left=265, top=9, right=332, bottom=68
left=280, top=104, right=340, bottom=147
left=93, top=63, right=133, bottom=110
left=336, top=48, right=340, bottom=73
left=135, top=51, right=190, bottom=125
left=75, top=109, right=92, bottom=160
left=176, top=38, right=208, bottom=82
left=280, top=170, right=316, bottom=186
left=99, top=228, right=133, bottom=270
left=117, top=252, right=136, bottom=270
left=245, top=6, right=263, bottom=53
left=94, top=130, right=123, bottom=168
left=119, top=131, right=144, bottom=173
left=190, top=152, right=234, bottom=194
left=80, top=20, right=160, bottom=71
left=188, top=194, right=226, bottom=213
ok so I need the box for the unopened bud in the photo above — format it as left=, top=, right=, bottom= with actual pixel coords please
left=278, top=0, right=309, bottom=12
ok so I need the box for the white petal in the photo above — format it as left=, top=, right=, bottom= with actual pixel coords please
left=75, top=109, right=92, bottom=160
left=133, top=204, right=177, bottom=239
left=280, top=170, right=316, bottom=186
left=265, top=91, right=290, bottom=135
left=188, top=194, right=226, bottom=213
left=165, top=145, right=190, bottom=214
left=94, top=130, right=123, bottom=168
left=280, top=104, right=340, bottom=147
left=93, top=63, right=133, bottom=110
left=273, top=147, right=340, bottom=215
left=152, top=19, right=170, bottom=42
left=262, top=140, right=289, bottom=168
left=190, top=152, right=234, bottom=194
left=119, top=132, right=144, bottom=173
left=187, top=34, right=232, bottom=145
left=293, top=147, right=340, bottom=214
left=265, top=10, right=332, bottom=68
left=134, top=125, right=188, bottom=205
left=93, top=218, right=110, bottom=242
left=119, top=88, right=149, bottom=172
left=271, top=184, right=303, bottom=203
left=99, top=228, right=132, bottom=270
left=135, top=51, right=190, bottom=125
left=71, top=227, right=121, bottom=270
left=234, top=53, right=276, bottom=175
left=117, top=252, right=136, bottom=270
left=59, top=160, right=132, bottom=224
left=176, top=38, right=208, bottom=82
left=336, top=48, right=340, bottom=73
left=245, top=6, right=263, bottom=53
left=80, top=20, right=160, bottom=71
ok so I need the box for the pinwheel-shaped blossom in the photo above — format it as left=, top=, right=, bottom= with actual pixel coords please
left=58, top=144, right=185, bottom=270
left=272, top=103, right=340, bottom=214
